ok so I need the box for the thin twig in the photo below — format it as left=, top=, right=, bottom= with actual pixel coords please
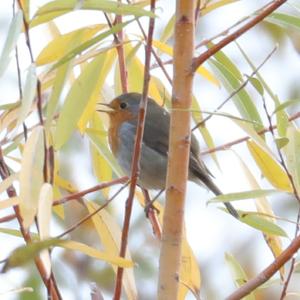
left=55, top=183, right=129, bottom=239
left=113, top=1, right=156, bottom=299
left=53, top=176, right=128, bottom=206
left=192, top=45, right=277, bottom=131
left=126, top=0, right=172, bottom=85
left=192, top=0, right=288, bottom=71
left=13, top=0, right=27, bottom=141
left=104, top=12, right=128, bottom=93
left=152, top=2, right=273, bottom=70
left=195, top=2, right=271, bottom=50
left=0, top=213, right=16, bottom=223
left=201, top=111, right=300, bottom=155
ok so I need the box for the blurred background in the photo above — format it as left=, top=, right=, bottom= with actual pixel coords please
left=0, top=0, right=300, bottom=299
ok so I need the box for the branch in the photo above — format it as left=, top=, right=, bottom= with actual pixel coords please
left=158, top=1, right=195, bottom=299
left=113, top=1, right=156, bottom=299
left=53, top=176, right=128, bottom=206
left=226, top=234, right=300, bottom=300
left=192, top=0, right=288, bottom=71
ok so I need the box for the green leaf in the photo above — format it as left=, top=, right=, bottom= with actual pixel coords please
left=267, top=13, right=300, bottom=31
left=248, top=76, right=264, bottom=96
left=286, top=127, right=300, bottom=194
left=2, top=238, right=62, bottom=272
left=51, top=20, right=133, bottom=70
left=208, top=44, right=242, bottom=81
left=31, top=0, right=154, bottom=27
left=210, top=59, right=263, bottom=132
left=240, top=213, right=287, bottom=237
left=273, top=99, right=300, bottom=114
left=275, top=137, right=289, bottom=149
left=225, top=252, right=255, bottom=300
left=235, top=42, right=290, bottom=137
left=0, top=11, right=23, bottom=77
left=54, top=54, right=106, bottom=149
left=45, top=63, right=70, bottom=130
left=209, top=189, right=282, bottom=203
left=160, top=14, right=175, bottom=44
left=15, top=64, right=37, bottom=131
left=86, top=128, right=123, bottom=176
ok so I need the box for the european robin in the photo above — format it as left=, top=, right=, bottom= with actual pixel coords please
left=99, top=92, right=238, bottom=218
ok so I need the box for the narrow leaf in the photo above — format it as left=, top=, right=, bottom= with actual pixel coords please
left=240, top=214, right=287, bottom=237
left=61, top=240, right=134, bottom=268
left=247, top=140, right=292, bottom=192
left=86, top=201, right=137, bottom=299
left=15, top=64, right=37, bottom=131
left=51, top=20, right=133, bottom=70
left=267, top=13, right=300, bottom=31
left=273, top=99, right=300, bottom=114
left=210, top=59, right=263, bottom=132
left=37, top=183, right=53, bottom=279
left=36, top=24, right=106, bottom=65
left=209, top=189, right=281, bottom=203
left=0, top=11, right=23, bottom=77
left=54, top=54, right=107, bottom=149
left=3, top=238, right=61, bottom=272
left=19, top=126, right=45, bottom=228
left=225, top=252, right=255, bottom=300
left=286, top=127, right=300, bottom=194
left=31, top=0, right=154, bottom=28
left=0, top=197, right=20, bottom=210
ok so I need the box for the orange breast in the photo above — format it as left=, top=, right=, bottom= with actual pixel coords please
left=107, top=110, right=135, bottom=156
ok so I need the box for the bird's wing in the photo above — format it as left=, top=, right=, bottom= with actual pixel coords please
left=142, top=99, right=171, bottom=155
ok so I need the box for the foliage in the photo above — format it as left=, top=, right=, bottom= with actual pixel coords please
left=0, top=0, right=300, bottom=299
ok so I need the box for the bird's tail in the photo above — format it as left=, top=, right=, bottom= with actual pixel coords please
left=194, top=169, right=239, bottom=219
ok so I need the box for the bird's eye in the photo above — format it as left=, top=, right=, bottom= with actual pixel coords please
left=119, top=102, right=127, bottom=109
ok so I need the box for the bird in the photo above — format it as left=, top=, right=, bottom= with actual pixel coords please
left=98, top=92, right=238, bottom=218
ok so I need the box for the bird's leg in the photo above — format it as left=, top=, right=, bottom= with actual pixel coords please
left=142, top=188, right=163, bottom=217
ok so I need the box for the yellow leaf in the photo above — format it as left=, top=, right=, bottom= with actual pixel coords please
left=78, top=49, right=116, bottom=132
left=61, top=240, right=134, bottom=268
left=235, top=151, right=284, bottom=278
left=201, top=0, right=239, bottom=16
left=86, top=201, right=137, bottom=300
left=90, top=114, right=112, bottom=196
left=179, top=239, right=201, bottom=299
left=54, top=53, right=109, bottom=149
left=152, top=39, right=220, bottom=87
left=247, top=140, right=292, bottom=192
left=52, top=185, right=64, bottom=219
left=115, top=41, right=162, bottom=102
left=54, top=175, right=77, bottom=193
left=135, top=191, right=201, bottom=298
left=0, top=197, right=19, bottom=210
left=19, top=126, right=45, bottom=228
left=36, top=24, right=106, bottom=65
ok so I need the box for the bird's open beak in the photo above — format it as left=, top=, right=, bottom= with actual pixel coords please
left=96, top=103, right=114, bottom=114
